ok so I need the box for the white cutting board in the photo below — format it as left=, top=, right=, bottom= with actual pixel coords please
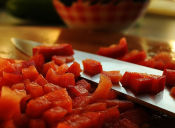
left=148, top=0, right=175, bottom=16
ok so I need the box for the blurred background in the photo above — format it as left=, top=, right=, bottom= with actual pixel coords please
left=0, top=0, right=175, bottom=42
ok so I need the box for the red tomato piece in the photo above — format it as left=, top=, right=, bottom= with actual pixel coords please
left=68, top=85, right=89, bottom=97
left=25, top=82, right=44, bottom=98
left=43, top=61, right=59, bottom=75
left=97, top=37, right=128, bottom=58
left=120, top=72, right=165, bottom=94
left=73, top=96, right=92, bottom=108
left=119, top=118, right=139, bottom=128
left=11, top=83, right=25, bottom=90
left=120, top=108, right=149, bottom=125
left=29, top=119, right=46, bottom=128
left=76, top=79, right=91, bottom=91
left=153, top=52, right=172, bottom=63
left=84, top=102, right=107, bottom=112
left=92, top=74, right=112, bottom=100
left=43, top=83, right=62, bottom=93
left=46, top=68, right=58, bottom=84
left=0, top=87, right=25, bottom=121
left=52, top=55, right=74, bottom=65
left=0, top=120, right=16, bottom=128
left=102, top=71, right=122, bottom=84
left=68, top=62, right=81, bottom=78
left=33, top=44, right=74, bottom=60
left=56, top=64, right=69, bottom=75
left=22, top=66, right=39, bottom=81
left=13, top=113, right=29, bottom=128
left=163, top=69, right=175, bottom=87
left=35, top=74, right=48, bottom=86
left=139, top=59, right=155, bottom=68
left=20, top=95, right=31, bottom=113
left=43, top=106, right=67, bottom=124
left=120, top=50, right=146, bottom=64
left=26, top=96, right=52, bottom=118
left=82, top=59, right=102, bottom=76
left=3, top=72, right=23, bottom=85
left=56, top=73, right=75, bottom=88
left=30, top=54, right=45, bottom=72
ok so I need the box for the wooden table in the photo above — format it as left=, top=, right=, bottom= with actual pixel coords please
left=0, top=26, right=175, bottom=127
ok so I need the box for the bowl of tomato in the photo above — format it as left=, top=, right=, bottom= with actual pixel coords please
left=53, top=0, right=150, bottom=31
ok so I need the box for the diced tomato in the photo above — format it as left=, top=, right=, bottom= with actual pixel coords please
left=47, top=72, right=75, bottom=88
left=97, top=37, right=128, bottom=58
left=25, top=82, right=44, bottom=98
left=56, top=73, right=75, bottom=88
left=82, top=59, right=102, bottom=76
left=170, top=87, right=175, bottom=98
left=30, top=54, right=45, bottom=72
left=45, top=89, right=72, bottom=112
left=92, top=74, right=112, bottom=100
left=139, top=59, right=155, bottom=68
left=120, top=109, right=149, bottom=125
left=163, top=69, right=175, bottom=87
left=0, top=120, right=16, bottom=128
left=120, top=72, right=165, bottom=94
left=119, top=118, right=139, bottom=128
left=43, top=61, right=59, bottom=75
left=102, top=71, right=122, bottom=84
left=73, top=96, right=92, bottom=108
left=3, top=72, right=23, bottom=85
left=22, top=66, right=39, bottom=81
left=68, top=85, right=89, bottom=97
left=43, top=106, right=67, bottom=124
left=0, top=87, right=25, bottom=121
left=29, top=119, right=46, bottom=128
left=35, top=74, right=48, bottom=86
left=56, top=64, right=69, bottom=75
left=76, top=79, right=91, bottom=92
left=13, top=113, right=29, bottom=128
left=33, top=44, right=74, bottom=60
left=68, top=62, right=81, bottom=78
left=43, top=83, right=62, bottom=93
left=120, top=50, right=146, bottom=64
left=52, top=55, right=74, bottom=65
left=11, top=83, right=25, bottom=90
left=107, top=90, right=118, bottom=99
left=153, top=52, right=172, bottom=63
left=57, top=123, right=71, bottom=128
left=84, top=102, right=107, bottom=112
left=26, top=96, right=52, bottom=118
left=20, top=95, right=31, bottom=113
left=165, top=61, right=175, bottom=70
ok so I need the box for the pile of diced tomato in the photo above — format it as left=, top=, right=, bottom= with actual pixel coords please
left=0, top=43, right=150, bottom=128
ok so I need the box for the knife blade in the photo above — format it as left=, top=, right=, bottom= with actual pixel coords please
left=11, top=37, right=175, bottom=117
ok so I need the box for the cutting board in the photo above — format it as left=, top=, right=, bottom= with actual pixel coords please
left=148, top=0, right=175, bottom=16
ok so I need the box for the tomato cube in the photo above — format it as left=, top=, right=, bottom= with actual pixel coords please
left=33, top=44, right=74, bottom=60
left=68, top=85, right=89, bottom=97
left=163, top=69, right=175, bottom=87
left=43, top=83, right=62, bottom=93
left=43, top=106, right=67, bottom=124
left=56, top=64, right=69, bottom=75
left=3, top=72, right=22, bottom=85
left=68, top=62, right=81, bottom=78
left=11, top=83, right=25, bottom=90
left=171, top=87, right=175, bottom=98
left=46, top=68, right=58, bottom=84
left=97, top=37, right=128, bottom=58
left=35, top=74, right=48, bottom=86
left=102, top=71, right=122, bottom=84
left=22, top=66, right=39, bottom=81
left=52, top=55, right=74, bottom=65
left=84, top=102, right=107, bottom=112
left=82, top=59, right=102, bottom=76
left=119, top=118, right=139, bottom=128
left=30, top=54, right=44, bottom=72
left=43, top=61, right=59, bottom=75
left=25, top=82, right=44, bottom=98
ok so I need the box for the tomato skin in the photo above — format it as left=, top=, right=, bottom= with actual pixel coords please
left=68, top=62, right=81, bottom=78
left=33, top=44, right=74, bottom=60
left=52, top=55, right=74, bottom=65
left=163, top=69, right=175, bottom=87
left=102, top=71, right=122, bottom=84
left=82, top=59, right=102, bottom=76
left=121, top=50, right=146, bottom=64
left=22, top=66, right=39, bottom=81
left=97, top=37, right=128, bottom=58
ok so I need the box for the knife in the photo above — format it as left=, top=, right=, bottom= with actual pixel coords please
left=11, top=37, right=175, bottom=117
